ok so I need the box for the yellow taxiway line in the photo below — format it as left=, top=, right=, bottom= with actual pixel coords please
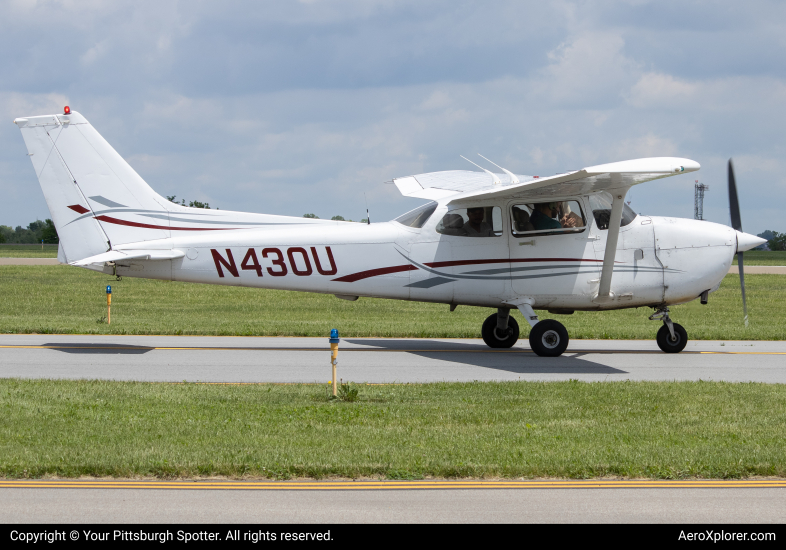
left=0, top=480, right=784, bottom=490
left=1, top=345, right=785, bottom=355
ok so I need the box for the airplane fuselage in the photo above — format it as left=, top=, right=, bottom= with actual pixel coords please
left=103, top=197, right=736, bottom=312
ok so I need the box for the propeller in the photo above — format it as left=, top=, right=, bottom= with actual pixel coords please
left=728, top=159, right=748, bottom=326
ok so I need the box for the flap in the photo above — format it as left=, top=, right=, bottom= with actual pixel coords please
left=71, top=249, right=185, bottom=266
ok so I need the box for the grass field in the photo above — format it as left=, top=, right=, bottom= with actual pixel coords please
left=0, top=244, right=58, bottom=258
left=1, top=379, right=783, bottom=480
left=0, top=266, right=784, bottom=339
left=732, top=250, right=786, bottom=265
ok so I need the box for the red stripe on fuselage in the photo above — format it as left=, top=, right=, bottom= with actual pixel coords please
left=333, top=257, right=607, bottom=283
left=332, top=264, right=418, bottom=283
left=94, top=215, right=234, bottom=231
left=424, top=257, right=603, bottom=268
left=68, top=204, right=90, bottom=214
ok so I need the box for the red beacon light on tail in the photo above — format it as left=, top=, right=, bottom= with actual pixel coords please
left=63, top=106, right=71, bottom=115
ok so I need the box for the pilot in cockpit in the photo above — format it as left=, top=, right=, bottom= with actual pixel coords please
left=440, top=213, right=465, bottom=236
left=530, top=202, right=562, bottom=230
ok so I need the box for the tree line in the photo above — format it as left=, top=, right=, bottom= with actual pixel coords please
left=0, top=220, right=58, bottom=244
left=304, top=214, right=368, bottom=223
left=759, top=230, right=786, bottom=251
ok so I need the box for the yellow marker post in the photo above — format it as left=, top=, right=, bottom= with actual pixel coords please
left=329, top=329, right=339, bottom=397
left=106, top=285, right=112, bottom=325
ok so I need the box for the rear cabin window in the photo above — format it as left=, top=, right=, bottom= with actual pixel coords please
left=394, top=201, right=438, bottom=228
left=588, top=192, right=637, bottom=229
left=511, top=200, right=586, bottom=237
left=436, top=206, right=502, bottom=237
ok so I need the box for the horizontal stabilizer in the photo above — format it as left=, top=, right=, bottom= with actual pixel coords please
left=71, top=249, right=185, bottom=266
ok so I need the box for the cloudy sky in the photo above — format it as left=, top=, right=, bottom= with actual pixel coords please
left=1, top=0, right=784, bottom=234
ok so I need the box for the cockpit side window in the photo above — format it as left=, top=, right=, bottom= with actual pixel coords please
left=394, top=201, right=438, bottom=228
left=587, top=192, right=637, bottom=229
left=511, top=200, right=586, bottom=237
left=436, top=206, right=502, bottom=237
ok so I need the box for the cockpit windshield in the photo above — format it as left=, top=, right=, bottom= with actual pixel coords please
left=588, top=191, right=637, bottom=229
left=394, top=201, right=437, bottom=228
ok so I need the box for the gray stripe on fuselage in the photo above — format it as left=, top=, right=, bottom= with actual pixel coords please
left=140, top=213, right=307, bottom=226
left=405, top=277, right=456, bottom=288
left=88, top=196, right=127, bottom=208
left=462, top=264, right=679, bottom=276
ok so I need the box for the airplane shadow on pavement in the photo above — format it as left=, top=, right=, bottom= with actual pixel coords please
left=344, top=339, right=628, bottom=375
left=43, top=343, right=154, bottom=354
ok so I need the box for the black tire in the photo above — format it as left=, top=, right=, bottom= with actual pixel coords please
left=656, top=323, right=688, bottom=353
left=528, top=319, right=569, bottom=357
left=481, top=313, right=520, bottom=348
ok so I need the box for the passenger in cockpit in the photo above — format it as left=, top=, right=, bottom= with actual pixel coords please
left=512, top=207, right=535, bottom=232
left=558, top=201, right=584, bottom=228
left=464, top=207, right=494, bottom=237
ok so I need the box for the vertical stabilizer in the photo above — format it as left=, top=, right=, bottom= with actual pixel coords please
left=14, top=110, right=173, bottom=263
left=15, top=113, right=111, bottom=262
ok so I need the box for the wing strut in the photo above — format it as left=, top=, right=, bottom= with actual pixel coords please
left=595, top=187, right=630, bottom=303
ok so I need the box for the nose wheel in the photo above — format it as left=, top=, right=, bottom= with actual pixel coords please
left=651, top=307, right=688, bottom=353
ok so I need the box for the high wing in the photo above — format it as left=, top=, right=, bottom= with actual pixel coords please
left=394, top=156, right=700, bottom=306
left=393, top=157, right=700, bottom=204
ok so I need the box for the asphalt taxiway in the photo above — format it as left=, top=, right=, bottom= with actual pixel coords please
left=0, top=334, right=784, bottom=383
left=2, top=480, right=785, bottom=523
left=2, top=335, right=784, bottom=523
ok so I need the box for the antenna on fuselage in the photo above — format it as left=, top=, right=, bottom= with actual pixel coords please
left=460, top=155, right=501, bottom=185
left=364, top=192, right=370, bottom=225
left=478, top=154, right=520, bottom=184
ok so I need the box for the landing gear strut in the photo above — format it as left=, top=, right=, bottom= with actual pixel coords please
left=482, top=301, right=570, bottom=357
left=650, top=307, right=688, bottom=353
left=481, top=308, right=520, bottom=348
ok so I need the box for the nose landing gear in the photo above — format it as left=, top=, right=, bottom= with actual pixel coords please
left=650, top=307, right=688, bottom=353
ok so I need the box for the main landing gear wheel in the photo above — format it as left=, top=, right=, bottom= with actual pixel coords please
left=481, top=313, right=519, bottom=348
left=656, top=323, right=688, bottom=353
left=529, top=320, right=569, bottom=357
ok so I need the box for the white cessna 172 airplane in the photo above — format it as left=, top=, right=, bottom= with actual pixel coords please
left=14, top=108, right=765, bottom=357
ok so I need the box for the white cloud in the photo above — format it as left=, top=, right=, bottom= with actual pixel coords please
left=0, top=92, right=70, bottom=120
left=626, top=72, right=698, bottom=108
left=1, top=1, right=786, bottom=235
left=533, top=32, right=641, bottom=108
